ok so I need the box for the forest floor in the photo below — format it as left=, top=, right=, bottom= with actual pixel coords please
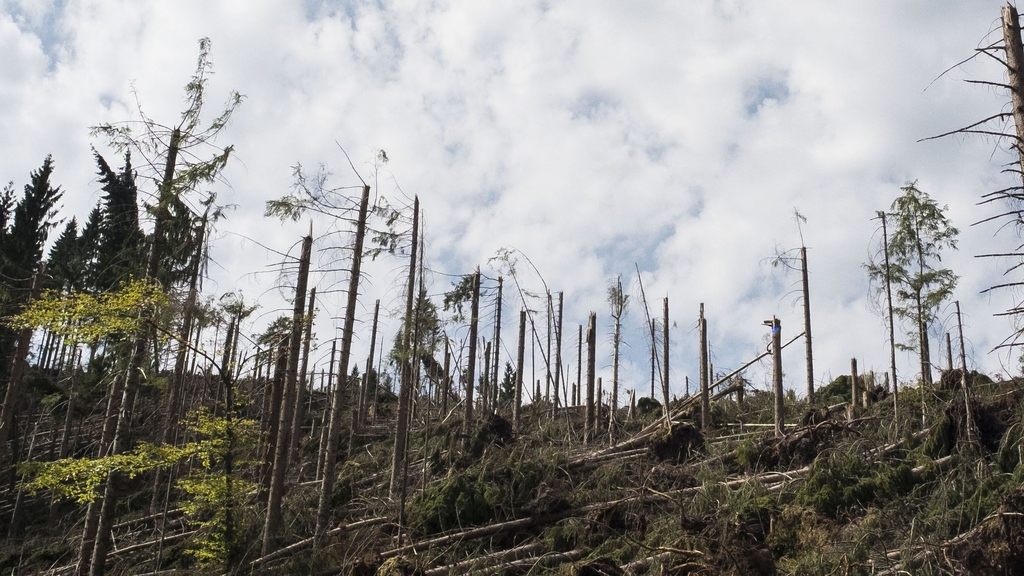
left=3, top=369, right=1024, bottom=575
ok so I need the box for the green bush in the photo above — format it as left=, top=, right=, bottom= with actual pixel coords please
left=408, top=473, right=493, bottom=536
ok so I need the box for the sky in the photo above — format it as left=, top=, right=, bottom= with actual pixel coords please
left=3, top=0, right=1024, bottom=405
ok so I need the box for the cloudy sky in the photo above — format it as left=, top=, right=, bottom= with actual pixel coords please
left=3, top=0, right=1024, bottom=404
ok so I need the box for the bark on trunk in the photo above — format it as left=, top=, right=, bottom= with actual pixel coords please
left=263, top=233, right=312, bottom=555
left=315, top=184, right=370, bottom=538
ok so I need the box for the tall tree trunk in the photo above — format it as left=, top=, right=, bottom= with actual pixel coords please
left=482, top=341, right=491, bottom=415
left=88, top=128, right=180, bottom=576
left=263, top=233, right=312, bottom=555
left=610, top=291, right=621, bottom=444
left=514, top=309, right=526, bottom=428
left=152, top=214, right=206, bottom=512
left=463, top=269, right=481, bottom=446
left=576, top=325, right=582, bottom=407
left=584, top=312, right=596, bottom=444
left=699, top=303, right=709, bottom=430
left=359, top=299, right=380, bottom=427
left=261, top=338, right=289, bottom=500
left=554, top=291, right=563, bottom=413
left=771, top=317, right=783, bottom=437
left=315, top=184, right=370, bottom=539
left=290, top=287, right=316, bottom=471
left=662, top=298, right=671, bottom=427
left=388, top=197, right=418, bottom=498
left=878, top=212, right=899, bottom=418
left=800, top=246, right=814, bottom=400
left=1003, top=4, right=1024, bottom=185
left=492, top=277, right=503, bottom=411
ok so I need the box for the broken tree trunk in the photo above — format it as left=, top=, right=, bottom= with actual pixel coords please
left=263, top=232, right=313, bottom=555
left=771, top=317, right=783, bottom=437
left=699, top=303, right=709, bottom=430
left=290, top=286, right=316, bottom=470
left=315, top=184, right=370, bottom=539
left=463, top=269, right=481, bottom=446
left=514, top=309, right=526, bottom=428
left=585, top=312, right=597, bottom=443
left=801, top=246, right=814, bottom=400
left=388, top=197, right=419, bottom=498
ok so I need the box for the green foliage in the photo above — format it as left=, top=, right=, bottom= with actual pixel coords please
left=408, top=473, right=493, bottom=535
left=442, top=273, right=475, bottom=322
left=866, top=182, right=958, bottom=368
left=795, top=450, right=915, bottom=519
left=9, top=279, right=169, bottom=345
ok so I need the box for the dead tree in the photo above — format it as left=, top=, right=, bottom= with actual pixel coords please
left=584, top=312, right=597, bottom=443
left=290, top=286, right=316, bottom=470
left=699, top=303, right=709, bottom=430
left=463, top=269, right=481, bottom=445
left=608, top=278, right=628, bottom=443
left=315, top=184, right=370, bottom=539
left=388, top=198, right=419, bottom=498
left=263, top=232, right=312, bottom=555
left=514, top=309, right=526, bottom=427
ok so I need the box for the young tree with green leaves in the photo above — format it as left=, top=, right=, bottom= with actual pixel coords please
left=866, top=182, right=958, bottom=388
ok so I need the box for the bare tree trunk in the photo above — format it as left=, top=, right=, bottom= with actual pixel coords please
left=315, top=184, right=370, bottom=539
left=261, top=338, right=289, bottom=500
left=1003, top=4, right=1024, bottom=183
left=514, top=310, right=526, bottom=428
left=576, top=325, right=582, bottom=406
left=585, top=312, right=596, bottom=444
left=441, top=339, right=450, bottom=417
left=771, top=317, right=783, bottom=437
left=955, top=301, right=978, bottom=450
left=76, top=370, right=124, bottom=576
left=482, top=341, right=492, bottom=415
left=878, top=212, right=899, bottom=418
left=359, top=299, right=380, bottom=426
left=492, top=277, right=503, bottom=411
left=290, top=287, right=316, bottom=471
left=850, top=358, right=859, bottom=420
left=263, top=233, right=312, bottom=555
left=699, top=303, right=709, bottom=430
left=555, top=292, right=564, bottom=411
left=800, top=247, right=814, bottom=400
left=316, top=339, right=336, bottom=482
left=152, top=215, right=206, bottom=513
left=220, top=314, right=239, bottom=570
left=662, top=298, right=671, bottom=426
left=545, top=293, right=552, bottom=407
left=463, top=269, right=481, bottom=446
left=388, top=198, right=419, bottom=498
left=610, top=288, right=621, bottom=444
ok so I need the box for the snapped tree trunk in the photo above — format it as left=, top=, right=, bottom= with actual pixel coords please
left=514, top=309, right=526, bottom=428
left=315, top=184, right=370, bottom=538
left=388, top=198, right=419, bottom=498
left=263, top=233, right=312, bottom=555
left=463, top=269, right=481, bottom=446
left=584, top=312, right=596, bottom=444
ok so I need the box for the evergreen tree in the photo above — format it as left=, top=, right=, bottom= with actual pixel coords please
left=3, top=155, right=63, bottom=286
left=79, top=203, right=103, bottom=291
left=47, top=218, right=84, bottom=292
left=866, top=182, right=958, bottom=387
left=0, top=156, right=63, bottom=378
left=93, top=151, right=144, bottom=291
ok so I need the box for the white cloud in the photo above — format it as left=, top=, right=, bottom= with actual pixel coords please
left=3, top=0, right=1023, bottom=407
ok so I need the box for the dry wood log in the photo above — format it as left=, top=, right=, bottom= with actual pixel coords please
left=422, top=541, right=545, bottom=576
left=249, top=516, right=388, bottom=568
